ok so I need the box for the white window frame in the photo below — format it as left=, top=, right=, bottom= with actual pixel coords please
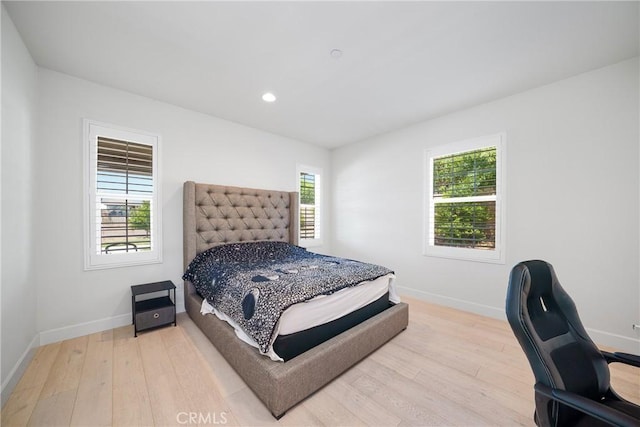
left=423, top=133, right=506, bottom=263
left=297, top=164, right=323, bottom=248
left=83, top=119, right=162, bottom=270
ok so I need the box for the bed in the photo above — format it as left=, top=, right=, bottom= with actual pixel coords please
left=183, top=181, right=409, bottom=418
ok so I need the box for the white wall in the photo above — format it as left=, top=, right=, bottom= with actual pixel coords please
left=34, top=69, right=331, bottom=343
left=1, top=5, right=39, bottom=402
left=332, top=58, right=640, bottom=352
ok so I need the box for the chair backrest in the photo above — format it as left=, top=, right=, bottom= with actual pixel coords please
left=506, top=260, right=610, bottom=424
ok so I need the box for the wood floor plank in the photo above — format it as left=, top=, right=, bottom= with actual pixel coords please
left=137, top=330, right=193, bottom=426
left=27, top=389, right=78, bottom=427
left=358, top=357, right=493, bottom=426
left=26, top=336, right=88, bottom=426
left=474, top=364, right=535, bottom=401
left=392, top=328, right=481, bottom=378
left=610, top=362, right=640, bottom=404
left=301, top=391, right=367, bottom=427
left=1, top=343, right=61, bottom=426
left=323, top=377, right=402, bottom=427
left=413, top=365, right=532, bottom=425
left=177, top=313, right=247, bottom=398
left=112, top=325, right=155, bottom=427
left=159, top=325, right=240, bottom=425
left=350, top=371, right=450, bottom=426
left=224, top=387, right=279, bottom=426
left=70, top=331, right=114, bottom=426
left=277, top=402, right=326, bottom=427
left=38, top=336, right=88, bottom=399
left=369, top=345, right=421, bottom=380
left=409, top=308, right=508, bottom=353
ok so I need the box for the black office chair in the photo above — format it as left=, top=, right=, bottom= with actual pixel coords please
left=506, top=260, right=640, bottom=427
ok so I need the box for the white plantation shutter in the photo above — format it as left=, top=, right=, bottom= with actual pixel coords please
left=299, top=172, right=318, bottom=239
left=95, top=137, right=153, bottom=254
left=425, top=133, right=505, bottom=263
left=297, top=165, right=322, bottom=247
left=431, top=146, right=497, bottom=249
left=84, top=120, right=162, bottom=270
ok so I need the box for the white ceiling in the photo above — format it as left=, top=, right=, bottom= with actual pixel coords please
left=5, top=1, right=639, bottom=148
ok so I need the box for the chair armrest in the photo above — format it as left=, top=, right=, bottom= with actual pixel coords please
left=602, top=351, right=640, bottom=368
left=535, top=383, right=640, bottom=427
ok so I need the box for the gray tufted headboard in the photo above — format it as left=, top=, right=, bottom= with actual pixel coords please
left=183, top=181, right=299, bottom=270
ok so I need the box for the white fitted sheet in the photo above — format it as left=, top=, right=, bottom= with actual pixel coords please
left=201, top=273, right=399, bottom=361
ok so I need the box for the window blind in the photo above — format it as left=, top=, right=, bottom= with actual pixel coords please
left=432, top=147, right=497, bottom=250
left=97, top=137, right=153, bottom=193
left=300, top=172, right=317, bottom=239
left=96, top=137, right=153, bottom=254
left=433, top=147, right=496, bottom=198
left=434, top=201, right=496, bottom=249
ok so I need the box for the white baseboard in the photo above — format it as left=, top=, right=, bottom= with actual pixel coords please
left=397, top=285, right=506, bottom=320
left=39, top=313, right=132, bottom=345
left=397, top=285, right=640, bottom=354
left=587, top=328, right=640, bottom=354
left=39, top=304, right=187, bottom=346
left=1, top=333, right=39, bottom=407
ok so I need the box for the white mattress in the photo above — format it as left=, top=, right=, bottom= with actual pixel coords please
left=201, top=273, right=399, bottom=361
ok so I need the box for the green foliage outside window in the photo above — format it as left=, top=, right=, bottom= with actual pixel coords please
left=434, top=202, right=496, bottom=248
left=129, top=200, right=151, bottom=237
left=433, top=147, right=496, bottom=249
left=300, top=173, right=315, bottom=204
left=433, top=147, right=496, bottom=198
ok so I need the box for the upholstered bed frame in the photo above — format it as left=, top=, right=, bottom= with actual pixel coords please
left=183, top=181, right=409, bottom=418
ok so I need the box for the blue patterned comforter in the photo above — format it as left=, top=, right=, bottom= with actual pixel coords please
left=183, top=241, right=393, bottom=353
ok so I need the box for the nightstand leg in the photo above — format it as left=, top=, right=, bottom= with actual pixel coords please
left=132, top=294, right=137, bottom=337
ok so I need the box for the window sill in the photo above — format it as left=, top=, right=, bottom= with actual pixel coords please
left=84, top=253, right=163, bottom=271
left=424, top=246, right=505, bottom=264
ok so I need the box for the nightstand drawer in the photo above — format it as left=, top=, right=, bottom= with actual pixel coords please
left=136, top=305, right=175, bottom=331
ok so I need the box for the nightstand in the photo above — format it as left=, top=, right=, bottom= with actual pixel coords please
left=131, top=280, right=176, bottom=337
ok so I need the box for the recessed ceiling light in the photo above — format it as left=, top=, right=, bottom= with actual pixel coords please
left=330, top=49, right=343, bottom=59
left=262, top=92, right=276, bottom=103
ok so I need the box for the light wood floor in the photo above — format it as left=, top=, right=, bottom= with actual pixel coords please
left=2, top=296, right=639, bottom=426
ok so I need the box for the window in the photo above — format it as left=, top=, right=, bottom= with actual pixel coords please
left=424, top=133, right=505, bottom=263
left=83, top=120, right=162, bottom=270
left=297, top=165, right=322, bottom=247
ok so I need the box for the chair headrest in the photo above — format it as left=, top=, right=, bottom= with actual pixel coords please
left=519, top=260, right=554, bottom=298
